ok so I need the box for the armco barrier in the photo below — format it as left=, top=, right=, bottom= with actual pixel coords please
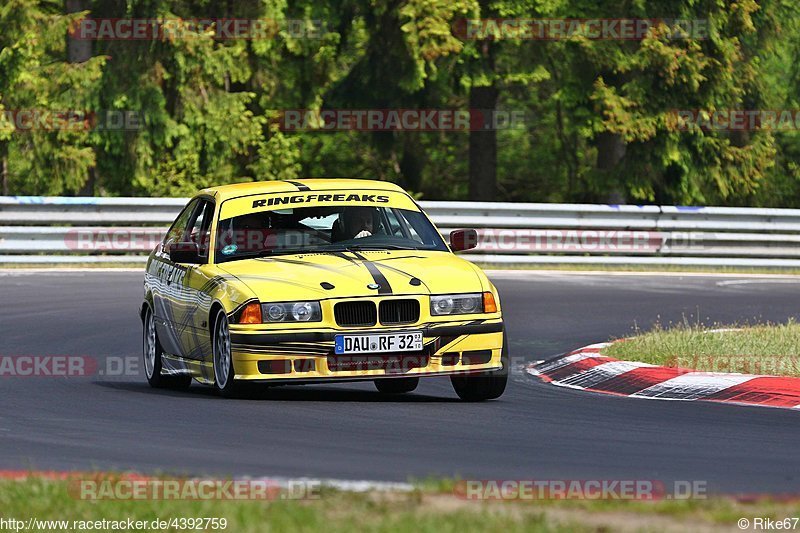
left=1, top=196, right=800, bottom=267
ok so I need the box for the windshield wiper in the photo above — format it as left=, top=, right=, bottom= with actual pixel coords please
left=220, top=247, right=314, bottom=261
left=256, top=247, right=322, bottom=257
left=221, top=244, right=419, bottom=262
left=329, top=244, right=417, bottom=252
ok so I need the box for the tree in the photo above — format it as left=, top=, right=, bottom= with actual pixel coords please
left=0, top=0, right=105, bottom=195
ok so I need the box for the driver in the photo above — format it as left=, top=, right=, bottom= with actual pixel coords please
left=340, top=206, right=377, bottom=239
left=233, top=212, right=271, bottom=251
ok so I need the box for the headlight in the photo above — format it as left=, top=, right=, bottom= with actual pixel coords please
left=430, top=293, right=483, bottom=316
left=261, top=301, right=322, bottom=323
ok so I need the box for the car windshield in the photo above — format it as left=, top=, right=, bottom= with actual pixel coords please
left=215, top=204, right=448, bottom=262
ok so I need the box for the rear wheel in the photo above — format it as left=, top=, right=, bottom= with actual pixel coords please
left=450, top=332, right=508, bottom=401
left=374, top=377, right=419, bottom=394
left=213, top=309, right=241, bottom=398
left=142, top=305, right=191, bottom=389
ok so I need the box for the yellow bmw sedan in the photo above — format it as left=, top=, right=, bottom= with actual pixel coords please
left=141, top=179, right=507, bottom=400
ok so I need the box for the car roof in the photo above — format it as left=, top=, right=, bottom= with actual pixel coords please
left=199, top=179, right=407, bottom=202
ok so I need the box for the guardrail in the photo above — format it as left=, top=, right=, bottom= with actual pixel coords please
left=2, top=196, right=800, bottom=267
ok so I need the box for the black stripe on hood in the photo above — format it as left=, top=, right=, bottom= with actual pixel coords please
left=351, top=251, right=393, bottom=295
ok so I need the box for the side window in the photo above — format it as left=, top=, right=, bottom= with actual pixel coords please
left=188, top=200, right=215, bottom=257
left=163, top=199, right=200, bottom=251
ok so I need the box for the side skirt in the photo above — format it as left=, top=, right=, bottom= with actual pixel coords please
left=162, top=353, right=215, bottom=385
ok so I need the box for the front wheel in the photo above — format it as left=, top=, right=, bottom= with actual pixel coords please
left=375, top=377, right=419, bottom=394
left=213, top=309, right=241, bottom=398
left=450, top=333, right=508, bottom=401
left=142, top=305, right=191, bottom=389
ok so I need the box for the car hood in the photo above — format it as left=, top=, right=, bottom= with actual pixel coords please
left=216, top=250, right=486, bottom=300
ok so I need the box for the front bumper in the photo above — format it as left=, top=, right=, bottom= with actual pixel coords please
left=228, top=320, right=504, bottom=382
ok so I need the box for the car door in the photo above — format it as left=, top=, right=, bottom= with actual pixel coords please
left=151, top=198, right=201, bottom=357
left=169, top=198, right=217, bottom=360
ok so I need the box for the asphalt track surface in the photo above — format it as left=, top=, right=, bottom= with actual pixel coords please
left=1, top=270, right=799, bottom=494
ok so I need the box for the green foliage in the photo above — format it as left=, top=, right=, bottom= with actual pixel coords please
left=0, top=0, right=799, bottom=206
left=0, top=0, right=105, bottom=195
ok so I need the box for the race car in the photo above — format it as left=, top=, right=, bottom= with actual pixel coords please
left=141, top=179, right=507, bottom=400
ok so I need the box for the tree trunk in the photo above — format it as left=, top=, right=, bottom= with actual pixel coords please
left=468, top=41, right=498, bottom=201
left=595, top=131, right=627, bottom=203
left=66, top=0, right=92, bottom=63
left=468, top=86, right=498, bottom=201
left=399, top=136, right=424, bottom=193
left=66, top=0, right=95, bottom=195
left=596, top=131, right=626, bottom=171
left=1, top=142, right=8, bottom=196
left=468, top=0, right=499, bottom=201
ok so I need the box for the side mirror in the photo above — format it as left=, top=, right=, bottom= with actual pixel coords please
left=168, top=242, right=203, bottom=264
left=449, top=229, right=478, bottom=252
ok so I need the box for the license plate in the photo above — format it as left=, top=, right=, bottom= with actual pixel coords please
left=334, top=331, right=423, bottom=355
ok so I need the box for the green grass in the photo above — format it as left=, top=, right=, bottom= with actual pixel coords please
left=2, top=477, right=800, bottom=532
left=602, top=320, right=800, bottom=376
left=0, top=478, right=592, bottom=533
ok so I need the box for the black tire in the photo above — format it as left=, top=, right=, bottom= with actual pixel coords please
left=142, top=305, right=191, bottom=389
left=450, top=332, right=509, bottom=401
left=374, top=377, right=419, bottom=394
left=212, top=309, right=242, bottom=398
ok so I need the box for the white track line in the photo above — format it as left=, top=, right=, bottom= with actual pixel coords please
left=234, top=476, right=414, bottom=492
left=559, top=361, right=655, bottom=388
left=716, top=279, right=800, bottom=286
left=528, top=352, right=602, bottom=375
left=631, top=373, right=756, bottom=400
